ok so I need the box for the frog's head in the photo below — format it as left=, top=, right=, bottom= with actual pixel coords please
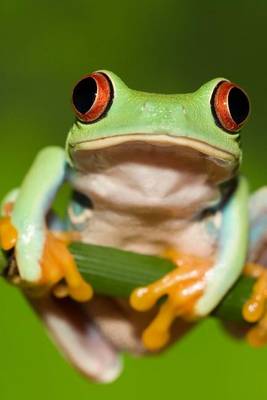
left=67, top=70, right=250, bottom=183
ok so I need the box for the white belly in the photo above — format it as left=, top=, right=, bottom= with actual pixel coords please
left=71, top=143, right=222, bottom=258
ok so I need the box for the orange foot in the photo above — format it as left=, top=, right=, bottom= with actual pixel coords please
left=130, top=249, right=212, bottom=351
left=0, top=216, right=92, bottom=302
left=242, top=263, right=267, bottom=346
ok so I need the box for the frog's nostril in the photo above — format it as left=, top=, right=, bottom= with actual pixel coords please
left=72, top=72, right=113, bottom=123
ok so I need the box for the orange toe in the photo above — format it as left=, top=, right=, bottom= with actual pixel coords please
left=130, top=248, right=212, bottom=351
left=243, top=264, right=267, bottom=323
left=40, top=231, right=93, bottom=302
left=0, top=216, right=17, bottom=250
left=242, top=263, right=267, bottom=347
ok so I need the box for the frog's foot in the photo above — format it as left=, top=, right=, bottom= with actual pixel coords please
left=0, top=216, right=17, bottom=250
left=130, top=249, right=212, bottom=351
left=0, top=216, right=92, bottom=303
left=242, top=263, right=267, bottom=346
left=39, top=231, right=93, bottom=302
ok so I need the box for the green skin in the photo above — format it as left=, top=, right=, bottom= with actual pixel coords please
left=3, top=70, right=249, bottom=317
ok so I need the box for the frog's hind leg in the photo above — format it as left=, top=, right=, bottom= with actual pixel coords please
left=30, top=295, right=122, bottom=383
left=242, top=187, right=267, bottom=346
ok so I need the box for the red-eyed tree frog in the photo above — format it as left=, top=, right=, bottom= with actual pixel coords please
left=1, top=71, right=265, bottom=382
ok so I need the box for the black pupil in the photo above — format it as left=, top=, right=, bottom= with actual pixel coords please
left=228, top=87, right=250, bottom=125
left=72, top=77, right=97, bottom=114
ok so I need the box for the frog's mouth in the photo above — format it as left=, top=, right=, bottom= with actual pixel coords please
left=70, top=134, right=238, bottom=183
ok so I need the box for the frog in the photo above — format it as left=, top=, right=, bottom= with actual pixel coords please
left=0, top=70, right=261, bottom=382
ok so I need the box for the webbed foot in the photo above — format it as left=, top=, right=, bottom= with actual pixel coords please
left=0, top=216, right=92, bottom=302
left=39, top=231, right=93, bottom=301
left=130, top=249, right=212, bottom=351
left=242, top=263, right=267, bottom=346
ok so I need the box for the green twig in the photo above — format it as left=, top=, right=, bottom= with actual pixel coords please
left=69, top=242, right=255, bottom=323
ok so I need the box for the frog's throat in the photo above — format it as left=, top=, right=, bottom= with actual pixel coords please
left=69, top=134, right=237, bottom=169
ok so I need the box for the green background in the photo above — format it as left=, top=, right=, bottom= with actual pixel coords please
left=0, top=0, right=266, bottom=399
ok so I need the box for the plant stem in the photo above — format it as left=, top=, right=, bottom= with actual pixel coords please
left=70, top=242, right=255, bottom=323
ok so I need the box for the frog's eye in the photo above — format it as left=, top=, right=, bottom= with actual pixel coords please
left=72, top=72, right=113, bottom=123
left=211, top=81, right=250, bottom=133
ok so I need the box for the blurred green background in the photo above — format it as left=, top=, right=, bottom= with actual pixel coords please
left=0, top=0, right=266, bottom=399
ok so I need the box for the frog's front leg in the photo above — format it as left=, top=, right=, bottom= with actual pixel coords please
left=130, top=177, right=249, bottom=351
left=0, top=147, right=92, bottom=302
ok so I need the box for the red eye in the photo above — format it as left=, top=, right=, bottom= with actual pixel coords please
left=72, top=72, right=113, bottom=123
left=212, top=81, right=250, bottom=132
